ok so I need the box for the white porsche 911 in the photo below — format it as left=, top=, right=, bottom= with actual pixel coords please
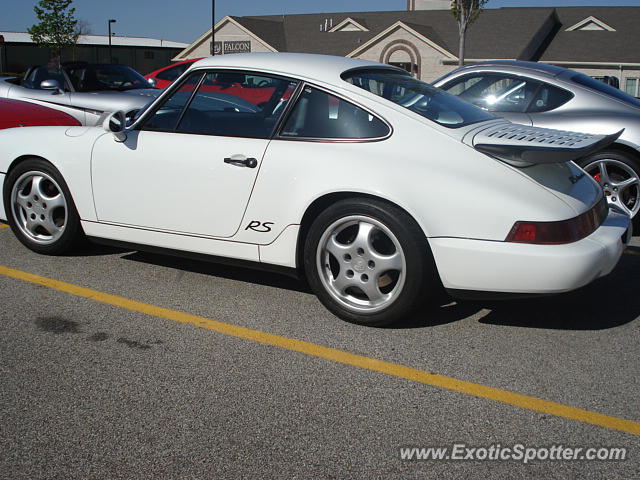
left=0, top=53, right=632, bottom=326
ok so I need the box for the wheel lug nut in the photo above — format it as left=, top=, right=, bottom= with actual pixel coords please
left=33, top=195, right=39, bottom=201
left=346, top=270, right=354, bottom=278
left=42, top=203, right=47, bottom=209
left=27, top=202, right=32, bottom=208
left=344, top=254, right=351, bottom=262
left=30, top=213, right=36, bottom=220
left=368, top=261, right=375, bottom=269
left=356, top=248, right=365, bottom=256
left=361, top=274, right=369, bottom=282
left=612, top=197, right=617, bottom=201
left=40, top=214, right=45, bottom=220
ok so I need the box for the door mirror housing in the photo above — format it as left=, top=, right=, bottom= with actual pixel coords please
left=102, top=111, right=127, bottom=142
left=147, top=77, right=157, bottom=88
left=40, top=79, right=63, bottom=94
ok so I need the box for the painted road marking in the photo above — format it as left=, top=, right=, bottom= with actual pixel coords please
left=0, top=264, right=638, bottom=436
left=0, top=224, right=8, bottom=229
left=625, top=249, right=640, bottom=256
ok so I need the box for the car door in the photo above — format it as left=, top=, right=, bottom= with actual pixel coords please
left=91, top=69, right=298, bottom=238
left=438, top=72, right=535, bottom=126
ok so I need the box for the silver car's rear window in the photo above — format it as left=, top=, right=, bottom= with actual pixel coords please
left=571, top=73, right=640, bottom=108
left=342, top=69, right=495, bottom=128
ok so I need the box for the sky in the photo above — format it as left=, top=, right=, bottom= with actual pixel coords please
left=2, top=0, right=640, bottom=44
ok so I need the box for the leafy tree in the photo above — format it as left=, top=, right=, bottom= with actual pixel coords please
left=28, top=0, right=79, bottom=66
left=451, top=0, right=488, bottom=67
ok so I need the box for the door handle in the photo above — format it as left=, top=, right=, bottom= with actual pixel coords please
left=224, top=156, right=258, bottom=168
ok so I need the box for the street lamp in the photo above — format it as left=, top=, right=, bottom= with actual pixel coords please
left=108, top=19, right=117, bottom=63
left=210, top=0, right=215, bottom=55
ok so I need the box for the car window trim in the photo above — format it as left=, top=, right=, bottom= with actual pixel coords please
left=136, top=71, right=205, bottom=133
left=440, top=71, right=574, bottom=114
left=137, top=68, right=302, bottom=139
left=274, top=81, right=393, bottom=143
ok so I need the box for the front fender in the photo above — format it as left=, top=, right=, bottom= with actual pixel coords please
left=0, top=126, right=105, bottom=221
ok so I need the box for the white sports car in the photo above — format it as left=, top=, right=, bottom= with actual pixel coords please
left=0, top=53, right=632, bottom=326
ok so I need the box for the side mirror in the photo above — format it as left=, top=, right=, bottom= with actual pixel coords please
left=40, top=79, right=63, bottom=94
left=102, top=111, right=127, bottom=142
left=147, top=77, right=157, bottom=88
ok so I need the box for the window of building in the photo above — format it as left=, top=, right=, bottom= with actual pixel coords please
left=280, top=86, right=390, bottom=140
left=388, top=62, right=415, bottom=75
left=625, top=78, right=639, bottom=97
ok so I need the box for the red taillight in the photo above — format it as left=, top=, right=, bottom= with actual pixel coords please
left=506, top=197, right=608, bottom=245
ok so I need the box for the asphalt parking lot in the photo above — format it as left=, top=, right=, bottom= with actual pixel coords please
left=0, top=222, right=638, bottom=479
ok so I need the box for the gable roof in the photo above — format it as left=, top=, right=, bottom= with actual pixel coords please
left=540, top=7, right=639, bottom=63
left=229, top=8, right=558, bottom=61
left=565, top=15, right=616, bottom=32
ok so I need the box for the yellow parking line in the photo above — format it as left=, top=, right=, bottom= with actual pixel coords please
left=0, top=224, right=8, bottom=229
left=0, top=264, right=638, bottom=436
left=625, top=249, right=640, bottom=256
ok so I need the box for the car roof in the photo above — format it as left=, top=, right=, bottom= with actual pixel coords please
left=189, top=53, right=398, bottom=87
left=451, top=60, right=568, bottom=78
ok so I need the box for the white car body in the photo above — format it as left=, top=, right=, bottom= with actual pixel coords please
left=0, top=53, right=632, bottom=324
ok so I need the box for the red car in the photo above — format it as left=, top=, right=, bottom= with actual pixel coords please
left=0, top=98, right=81, bottom=129
left=145, top=58, right=202, bottom=89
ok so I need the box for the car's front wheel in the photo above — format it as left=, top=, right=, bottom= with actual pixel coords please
left=577, top=150, right=640, bottom=226
left=3, top=158, right=83, bottom=255
left=304, top=198, right=438, bottom=326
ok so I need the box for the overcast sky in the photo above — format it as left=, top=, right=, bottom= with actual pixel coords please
left=2, top=0, right=639, bottom=44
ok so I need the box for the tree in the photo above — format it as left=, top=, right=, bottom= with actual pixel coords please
left=450, top=0, right=488, bottom=67
left=28, top=0, right=79, bottom=66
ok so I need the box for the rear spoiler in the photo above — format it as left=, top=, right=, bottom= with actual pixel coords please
left=474, top=124, right=623, bottom=166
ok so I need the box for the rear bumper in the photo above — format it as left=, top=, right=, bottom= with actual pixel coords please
left=430, top=209, right=631, bottom=295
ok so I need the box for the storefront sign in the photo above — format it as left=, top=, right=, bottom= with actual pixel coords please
left=212, top=41, right=222, bottom=55
left=223, top=41, right=251, bottom=54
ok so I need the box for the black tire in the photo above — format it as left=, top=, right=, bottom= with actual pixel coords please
left=303, top=198, right=439, bottom=326
left=3, top=158, right=84, bottom=255
left=576, top=150, right=640, bottom=229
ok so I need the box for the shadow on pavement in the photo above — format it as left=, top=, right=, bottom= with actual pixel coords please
left=108, top=243, right=639, bottom=332
left=120, top=251, right=310, bottom=293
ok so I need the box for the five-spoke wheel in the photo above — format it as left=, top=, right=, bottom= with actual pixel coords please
left=578, top=150, right=640, bottom=223
left=3, top=158, right=83, bottom=255
left=11, top=171, right=68, bottom=245
left=305, top=198, right=437, bottom=326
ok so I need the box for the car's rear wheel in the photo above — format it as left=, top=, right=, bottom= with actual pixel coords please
left=304, top=198, right=437, bottom=326
left=577, top=150, right=640, bottom=226
left=4, top=158, right=83, bottom=255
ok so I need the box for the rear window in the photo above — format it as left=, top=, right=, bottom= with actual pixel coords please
left=571, top=73, right=640, bottom=108
left=342, top=69, right=495, bottom=128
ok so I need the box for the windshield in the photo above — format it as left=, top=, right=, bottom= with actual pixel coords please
left=66, top=64, right=151, bottom=92
left=571, top=72, right=640, bottom=108
left=342, top=69, right=496, bottom=128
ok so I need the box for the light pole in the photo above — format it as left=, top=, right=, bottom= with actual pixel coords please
left=108, top=19, right=117, bottom=63
left=210, top=0, right=215, bottom=55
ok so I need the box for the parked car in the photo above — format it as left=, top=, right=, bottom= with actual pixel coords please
left=0, top=98, right=80, bottom=129
left=433, top=61, right=640, bottom=225
left=0, top=54, right=631, bottom=326
left=0, top=63, right=159, bottom=126
left=145, top=58, right=201, bottom=89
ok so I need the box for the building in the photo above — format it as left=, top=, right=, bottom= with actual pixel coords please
left=0, top=32, right=188, bottom=75
left=174, top=6, right=640, bottom=96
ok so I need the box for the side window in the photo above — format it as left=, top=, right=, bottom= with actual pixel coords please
left=23, top=66, right=68, bottom=90
left=141, top=71, right=203, bottom=132
left=280, top=86, right=389, bottom=139
left=527, top=84, right=573, bottom=113
left=156, top=63, right=188, bottom=82
left=175, top=72, right=297, bottom=138
left=441, top=74, right=542, bottom=113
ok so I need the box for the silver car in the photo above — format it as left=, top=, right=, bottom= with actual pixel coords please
left=0, top=63, right=159, bottom=126
left=434, top=61, right=640, bottom=225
